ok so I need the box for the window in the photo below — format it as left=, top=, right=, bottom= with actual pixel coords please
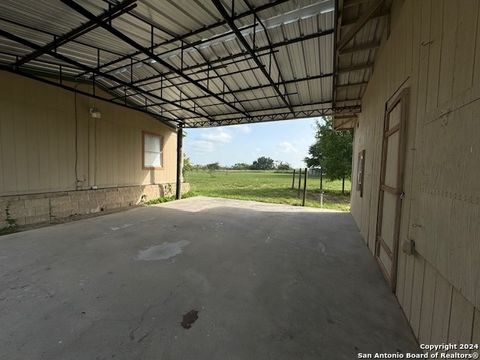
left=356, top=149, right=365, bottom=197
left=143, top=131, right=163, bottom=169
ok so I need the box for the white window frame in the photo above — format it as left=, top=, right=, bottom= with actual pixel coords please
left=142, top=131, right=163, bottom=170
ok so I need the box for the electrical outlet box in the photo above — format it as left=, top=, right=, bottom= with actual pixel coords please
left=402, top=239, right=415, bottom=255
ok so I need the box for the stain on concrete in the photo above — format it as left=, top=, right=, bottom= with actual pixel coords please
left=136, top=240, right=190, bottom=261
left=317, top=241, right=327, bottom=254
left=111, top=223, right=133, bottom=231
left=181, top=310, right=199, bottom=329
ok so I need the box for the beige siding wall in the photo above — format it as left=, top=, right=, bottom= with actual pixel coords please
left=0, top=70, right=177, bottom=196
left=350, top=0, right=480, bottom=345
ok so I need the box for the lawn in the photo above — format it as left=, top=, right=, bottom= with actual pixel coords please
left=184, top=170, right=351, bottom=211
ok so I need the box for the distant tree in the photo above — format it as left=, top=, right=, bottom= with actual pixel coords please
left=183, top=155, right=193, bottom=174
left=251, top=156, right=275, bottom=170
left=232, top=163, right=251, bottom=170
left=276, top=162, right=291, bottom=170
left=305, top=118, right=353, bottom=194
left=206, top=162, right=221, bottom=171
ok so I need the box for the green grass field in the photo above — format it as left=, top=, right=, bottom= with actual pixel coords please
left=184, top=170, right=351, bottom=211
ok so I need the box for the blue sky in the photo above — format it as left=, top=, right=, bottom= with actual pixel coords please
left=184, top=117, right=321, bottom=168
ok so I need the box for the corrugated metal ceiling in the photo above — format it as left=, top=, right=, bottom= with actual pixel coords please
left=0, top=0, right=376, bottom=128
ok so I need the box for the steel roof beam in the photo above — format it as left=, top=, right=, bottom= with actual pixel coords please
left=343, top=0, right=376, bottom=8
left=105, top=29, right=334, bottom=91
left=103, top=29, right=333, bottom=85
left=140, top=72, right=333, bottom=108
left=62, top=0, right=248, bottom=117
left=336, top=81, right=368, bottom=88
left=108, top=51, right=277, bottom=91
left=243, top=0, right=293, bottom=111
left=337, top=62, right=373, bottom=73
left=339, top=41, right=380, bottom=55
left=15, top=0, right=137, bottom=67
left=103, top=22, right=258, bottom=81
left=179, top=72, right=334, bottom=103
left=0, top=16, right=130, bottom=63
left=165, top=92, right=299, bottom=112
left=104, top=29, right=332, bottom=94
left=111, top=65, right=263, bottom=97
left=105, top=35, right=251, bottom=117
left=108, top=49, right=276, bottom=91
left=340, top=10, right=389, bottom=27
left=101, top=1, right=250, bottom=118
left=211, top=0, right=293, bottom=113
left=76, top=0, right=289, bottom=78
left=184, top=105, right=361, bottom=127
left=185, top=100, right=333, bottom=120
left=191, top=45, right=251, bottom=118
left=338, top=0, right=385, bottom=51
left=110, top=62, right=292, bottom=114
left=0, top=28, right=209, bottom=121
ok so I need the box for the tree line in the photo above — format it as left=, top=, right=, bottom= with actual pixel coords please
left=184, top=156, right=292, bottom=171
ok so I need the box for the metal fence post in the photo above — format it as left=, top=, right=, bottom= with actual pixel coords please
left=291, top=169, right=296, bottom=189
left=297, top=168, right=302, bottom=197
left=302, top=167, right=308, bottom=206
left=320, top=167, right=323, bottom=191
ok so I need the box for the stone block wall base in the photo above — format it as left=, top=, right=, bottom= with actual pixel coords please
left=0, top=183, right=190, bottom=229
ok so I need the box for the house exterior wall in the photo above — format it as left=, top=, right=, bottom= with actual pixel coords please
left=0, top=70, right=183, bottom=227
left=350, top=0, right=480, bottom=346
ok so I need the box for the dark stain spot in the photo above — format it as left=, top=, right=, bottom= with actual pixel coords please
left=181, top=310, right=199, bottom=329
left=137, top=333, right=149, bottom=343
left=327, top=318, right=335, bottom=324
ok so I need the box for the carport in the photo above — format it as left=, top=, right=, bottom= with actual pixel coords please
left=0, top=0, right=360, bottom=200
left=1, top=0, right=479, bottom=357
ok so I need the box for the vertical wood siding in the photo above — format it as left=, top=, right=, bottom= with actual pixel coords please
left=0, top=71, right=177, bottom=196
left=350, top=0, right=480, bottom=345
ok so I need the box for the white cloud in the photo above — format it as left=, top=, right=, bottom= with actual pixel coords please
left=189, top=128, right=232, bottom=153
left=189, top=140, right=216, bottom=153
left=235, top=125, right=252, bottom=134
left=222, top=124, right=252, bottom=134
left=278, top=141, right=298, bottom=154
left=199, top=128, right=232, bottom=144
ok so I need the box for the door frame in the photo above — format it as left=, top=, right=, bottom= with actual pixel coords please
left=375, top=87, right=409, bottom=292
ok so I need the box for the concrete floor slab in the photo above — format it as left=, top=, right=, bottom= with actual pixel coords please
left=0, top=196, right=419, bottom=359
